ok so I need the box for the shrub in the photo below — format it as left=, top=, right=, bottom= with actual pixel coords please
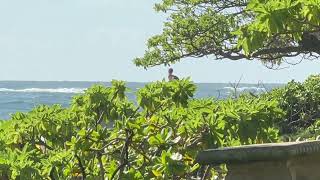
left=0, top=79, right=283, bottom=179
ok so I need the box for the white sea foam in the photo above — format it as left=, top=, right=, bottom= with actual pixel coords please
left=0, top=88, right=85, bottom=93
left=223, top=86, right=266, bottom=92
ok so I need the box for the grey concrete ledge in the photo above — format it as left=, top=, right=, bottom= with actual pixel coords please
left=196, top=140, right=320, bottom=165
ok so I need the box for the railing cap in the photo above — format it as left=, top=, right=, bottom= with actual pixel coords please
left=196, top=140, right=320, bottom=165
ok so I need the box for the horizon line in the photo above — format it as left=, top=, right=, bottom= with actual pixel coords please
left=0, top=79, right=285, bottom=84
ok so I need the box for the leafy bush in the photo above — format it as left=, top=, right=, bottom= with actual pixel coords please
left=0, top=79, right=283, bottom=179
left=265, top=74, right=320, bottom=134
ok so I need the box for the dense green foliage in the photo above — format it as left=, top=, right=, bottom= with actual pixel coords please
left=135, top=0, right=320, bottom=68
left=265, top=74, right=320, bottom=134
left=1, top=74, right=320, bottom=179
left=0, top=79, right=283, bottom=179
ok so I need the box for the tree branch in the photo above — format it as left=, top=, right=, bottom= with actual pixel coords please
left=110, top=129, right=134, bottom=180
left=75, top=154, right=86, bottom=180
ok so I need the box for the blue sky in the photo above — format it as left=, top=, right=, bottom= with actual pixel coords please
left=0, top=0, right=319, bottom=83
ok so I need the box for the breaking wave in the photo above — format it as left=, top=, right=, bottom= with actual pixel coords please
left=0, top=88, right=85, bottom=93
left=223, top=86, right=266, bottom=92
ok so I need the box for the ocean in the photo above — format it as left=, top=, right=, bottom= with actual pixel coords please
left=0, top=81, right=283, bottom=120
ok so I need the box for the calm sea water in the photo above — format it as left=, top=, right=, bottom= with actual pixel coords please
left=0, top=81, right=283, bottom=120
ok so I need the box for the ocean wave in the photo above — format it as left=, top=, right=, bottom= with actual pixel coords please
left=223, top=86, right=266, bottom=92
left=0, top=88, right=85, bottom=93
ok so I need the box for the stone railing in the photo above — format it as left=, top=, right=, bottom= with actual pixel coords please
left=196, top=141, right=320, bottom=180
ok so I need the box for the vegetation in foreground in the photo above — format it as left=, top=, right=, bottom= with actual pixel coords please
left=1, top=75, right=320, bottom=179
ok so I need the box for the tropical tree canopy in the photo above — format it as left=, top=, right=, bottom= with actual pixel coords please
left=134, top=0, right=320, bottom=68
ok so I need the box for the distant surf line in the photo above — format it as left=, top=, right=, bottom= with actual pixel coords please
left=0, top=88, right=86, bottom=93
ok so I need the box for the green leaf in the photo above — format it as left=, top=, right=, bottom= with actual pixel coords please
left=78, top=129, right=86, bottom=137
left=152, top=170, right=162, bottom=177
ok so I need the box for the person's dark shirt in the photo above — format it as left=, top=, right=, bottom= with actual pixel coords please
left=168, top=74, right=179, bottom=81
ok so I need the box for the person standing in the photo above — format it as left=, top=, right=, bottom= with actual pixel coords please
left=168, top=68, right=179, bottom=81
